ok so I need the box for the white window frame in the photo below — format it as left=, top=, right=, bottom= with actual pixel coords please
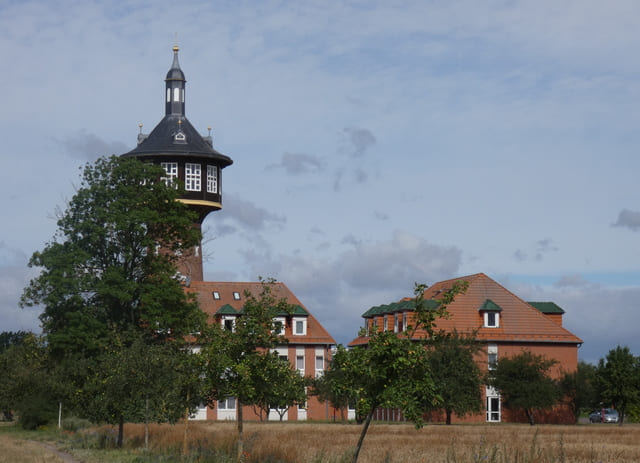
left=212, top=291, right=220, bottom=300
left=383, top=316, right=388, bottom=331
left=218, top=397, right=236, bottom=410
left=315, top=348, right=324, bottom=378
left=394, top=313, right=399, bottom=333
left=293, top=317, right=307, bottom=336
left=484, top=312, right=500, bottom=328
left=160, top=162, right=178, bottom=187
left=487, top=343, right=498, bottom=371
left=272, top=317, right=286, bottom=335
left=402, top=312, right=408, bottom=332
left=185, top=163, right=201, bottom=191
left=233, top=292, right=241, bottom=300
left=222, top=316, right=235, bottom=332
left=486, top=386, right=501, bottom=422
left=296, top=347, right=305, bottom=374
left=207, top=165, right=218, bottom=193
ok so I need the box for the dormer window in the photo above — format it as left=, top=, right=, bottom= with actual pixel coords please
left=485, top=312, right=499, bottom=328
left=174, top=131, right=186, bottom=144
left=479, top=299, right=502, bottom=328
left=293, top=317, right=307, bottom=335
left=272, top=317, right=286, bottom=335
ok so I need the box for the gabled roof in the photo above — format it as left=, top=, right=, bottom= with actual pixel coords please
left=350, top=273, right=582, bottom=346
left=186, top=281, right=335, bottom=345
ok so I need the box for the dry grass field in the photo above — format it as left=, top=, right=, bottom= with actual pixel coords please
left=116, top=421, right=640, bottom=463
left=2, top=421, right=639, bottom=463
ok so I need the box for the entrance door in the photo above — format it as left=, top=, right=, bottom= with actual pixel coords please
left=486, top=387, right=501, bottom=422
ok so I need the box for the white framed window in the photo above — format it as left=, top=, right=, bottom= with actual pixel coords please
left=272, top=317, right=286, bottom=335
left=166, top=88, right=171, bottom=102
left=484, top=312, right=500, bottom=328
left=402, top=312, right=408, bottom=332
left=207, top=165, right=218, bottom=193
left=222, top=316, right=235, bottom=332
left=212, top=291, right=220, bottom=300
left=486, top=387, right=500, bottom=422
left=488, top=343, right=498, bottom=371
left=315, top=348, right=324, bottom=377
left=394, top=313, right=399, bottom=333
left=173, top=87, right=180, bottom=102
left=218, top=397, right=236, bottom=410
left=185, top=163, right=201, bottom=191
left=160, top=162, right=178, bottom=187
left=296, top=350, right=305, bottom=374
left=273, top=346, right=287, bottom=361
left=383, top=316, right=388, bottom=331
left=293, top=317, right=307, bottom=336
left=233, top=292, right=241, bottom=300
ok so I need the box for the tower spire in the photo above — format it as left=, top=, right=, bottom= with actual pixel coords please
left=165, top=45, right=186, bottom=116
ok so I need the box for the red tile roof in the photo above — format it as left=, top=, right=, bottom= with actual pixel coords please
left=186, top=281, right=336, bottom=345
left=350, top=273, right=582, bottom=346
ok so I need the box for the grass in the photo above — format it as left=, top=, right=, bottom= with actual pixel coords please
left=1, top=420, right=640, bottom=463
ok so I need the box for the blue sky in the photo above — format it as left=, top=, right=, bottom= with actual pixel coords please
left=1, top=0, right=639, bottom=364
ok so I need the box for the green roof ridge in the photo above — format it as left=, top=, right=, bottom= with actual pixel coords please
left=528, top=301, right=565, bottom=314
left=478, top=299, right=503, bottom=312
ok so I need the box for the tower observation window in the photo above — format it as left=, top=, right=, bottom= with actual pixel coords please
left=185, top=163, right=201, bottom=191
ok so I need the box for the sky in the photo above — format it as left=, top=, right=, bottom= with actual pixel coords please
left=1, top=0, right=639, bottom=364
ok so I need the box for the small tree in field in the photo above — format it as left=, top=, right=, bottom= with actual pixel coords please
left=315, top=281, right=468, bottom=463
left=596, top=345, right=640, bottom=425
left=426, top=330, right=483, bottom=424
left=560, top=361, right=598, bottom=422
left=487, top=350, right=559, bottom=425
left=202, top=279, right=301, bottom=460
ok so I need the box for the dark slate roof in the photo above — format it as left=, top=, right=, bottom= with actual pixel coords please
left=528, top=302, right=565, bottom=314
left=122, top=115, right=233, bottom=166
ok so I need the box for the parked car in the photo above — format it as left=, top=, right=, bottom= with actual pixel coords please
left=589, top=408, right=619, bottom=423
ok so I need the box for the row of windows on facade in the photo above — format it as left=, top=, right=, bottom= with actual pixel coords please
left=220, top=315, right=308, bottom=336
left=366, top=310, right=501, bottom=335
left=161, top=162, right=218, bottom=193
left=216, top=346, right=326, bottom=411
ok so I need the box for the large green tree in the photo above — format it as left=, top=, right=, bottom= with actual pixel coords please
left=201, top=279, right=301, bottom=460
left=426, top=330, right=483, bottom=424
left=596, top=345, right=640, bottom=425
left=19, top=156, right=205, bottom=440
left=487, top=350, right=560, bottom=425
left=21, top=155, right=204, bottom=357
left=314, top=281, right=468, bottom=463
left=560, top=361, right=598, bottom=422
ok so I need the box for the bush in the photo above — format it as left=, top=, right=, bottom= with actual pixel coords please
left=61, top=416, right=93, bottom=432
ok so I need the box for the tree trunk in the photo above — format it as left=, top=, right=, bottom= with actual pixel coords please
left=352, top=409, right=375, bottom=463
left=117, top=415, right=124, bottom=448
left=237, top=401, right=244, bottom=461
left=525, top=409, right=535, bottom=425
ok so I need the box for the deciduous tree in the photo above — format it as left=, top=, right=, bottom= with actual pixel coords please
left=487, top=350, right=559, bottom=425
left=201, top=279, right=299, bottom=460
left=426, top=330, right=483, bottom=424
left=596, top=345, right=640, bottom=425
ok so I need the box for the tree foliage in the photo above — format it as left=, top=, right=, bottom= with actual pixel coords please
left=21, top=155, right=204, bottom=357
left=313, top=280, right=468, bottom=463
left=487, top=350, right=560, bottom=425
left=18, top=156, right=206, bottom=441
left=426, top=330, right=483, bottom=424
left=560, top=361, right=598, bottom=422
left=201, top=279, right=303, bottom=459
left=595, top=345, right=640, bottom=425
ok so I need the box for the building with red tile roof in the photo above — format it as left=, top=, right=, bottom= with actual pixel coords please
left=349, top=273, right=583, bottom=423
left=186, top=281, right=336, bottom=421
